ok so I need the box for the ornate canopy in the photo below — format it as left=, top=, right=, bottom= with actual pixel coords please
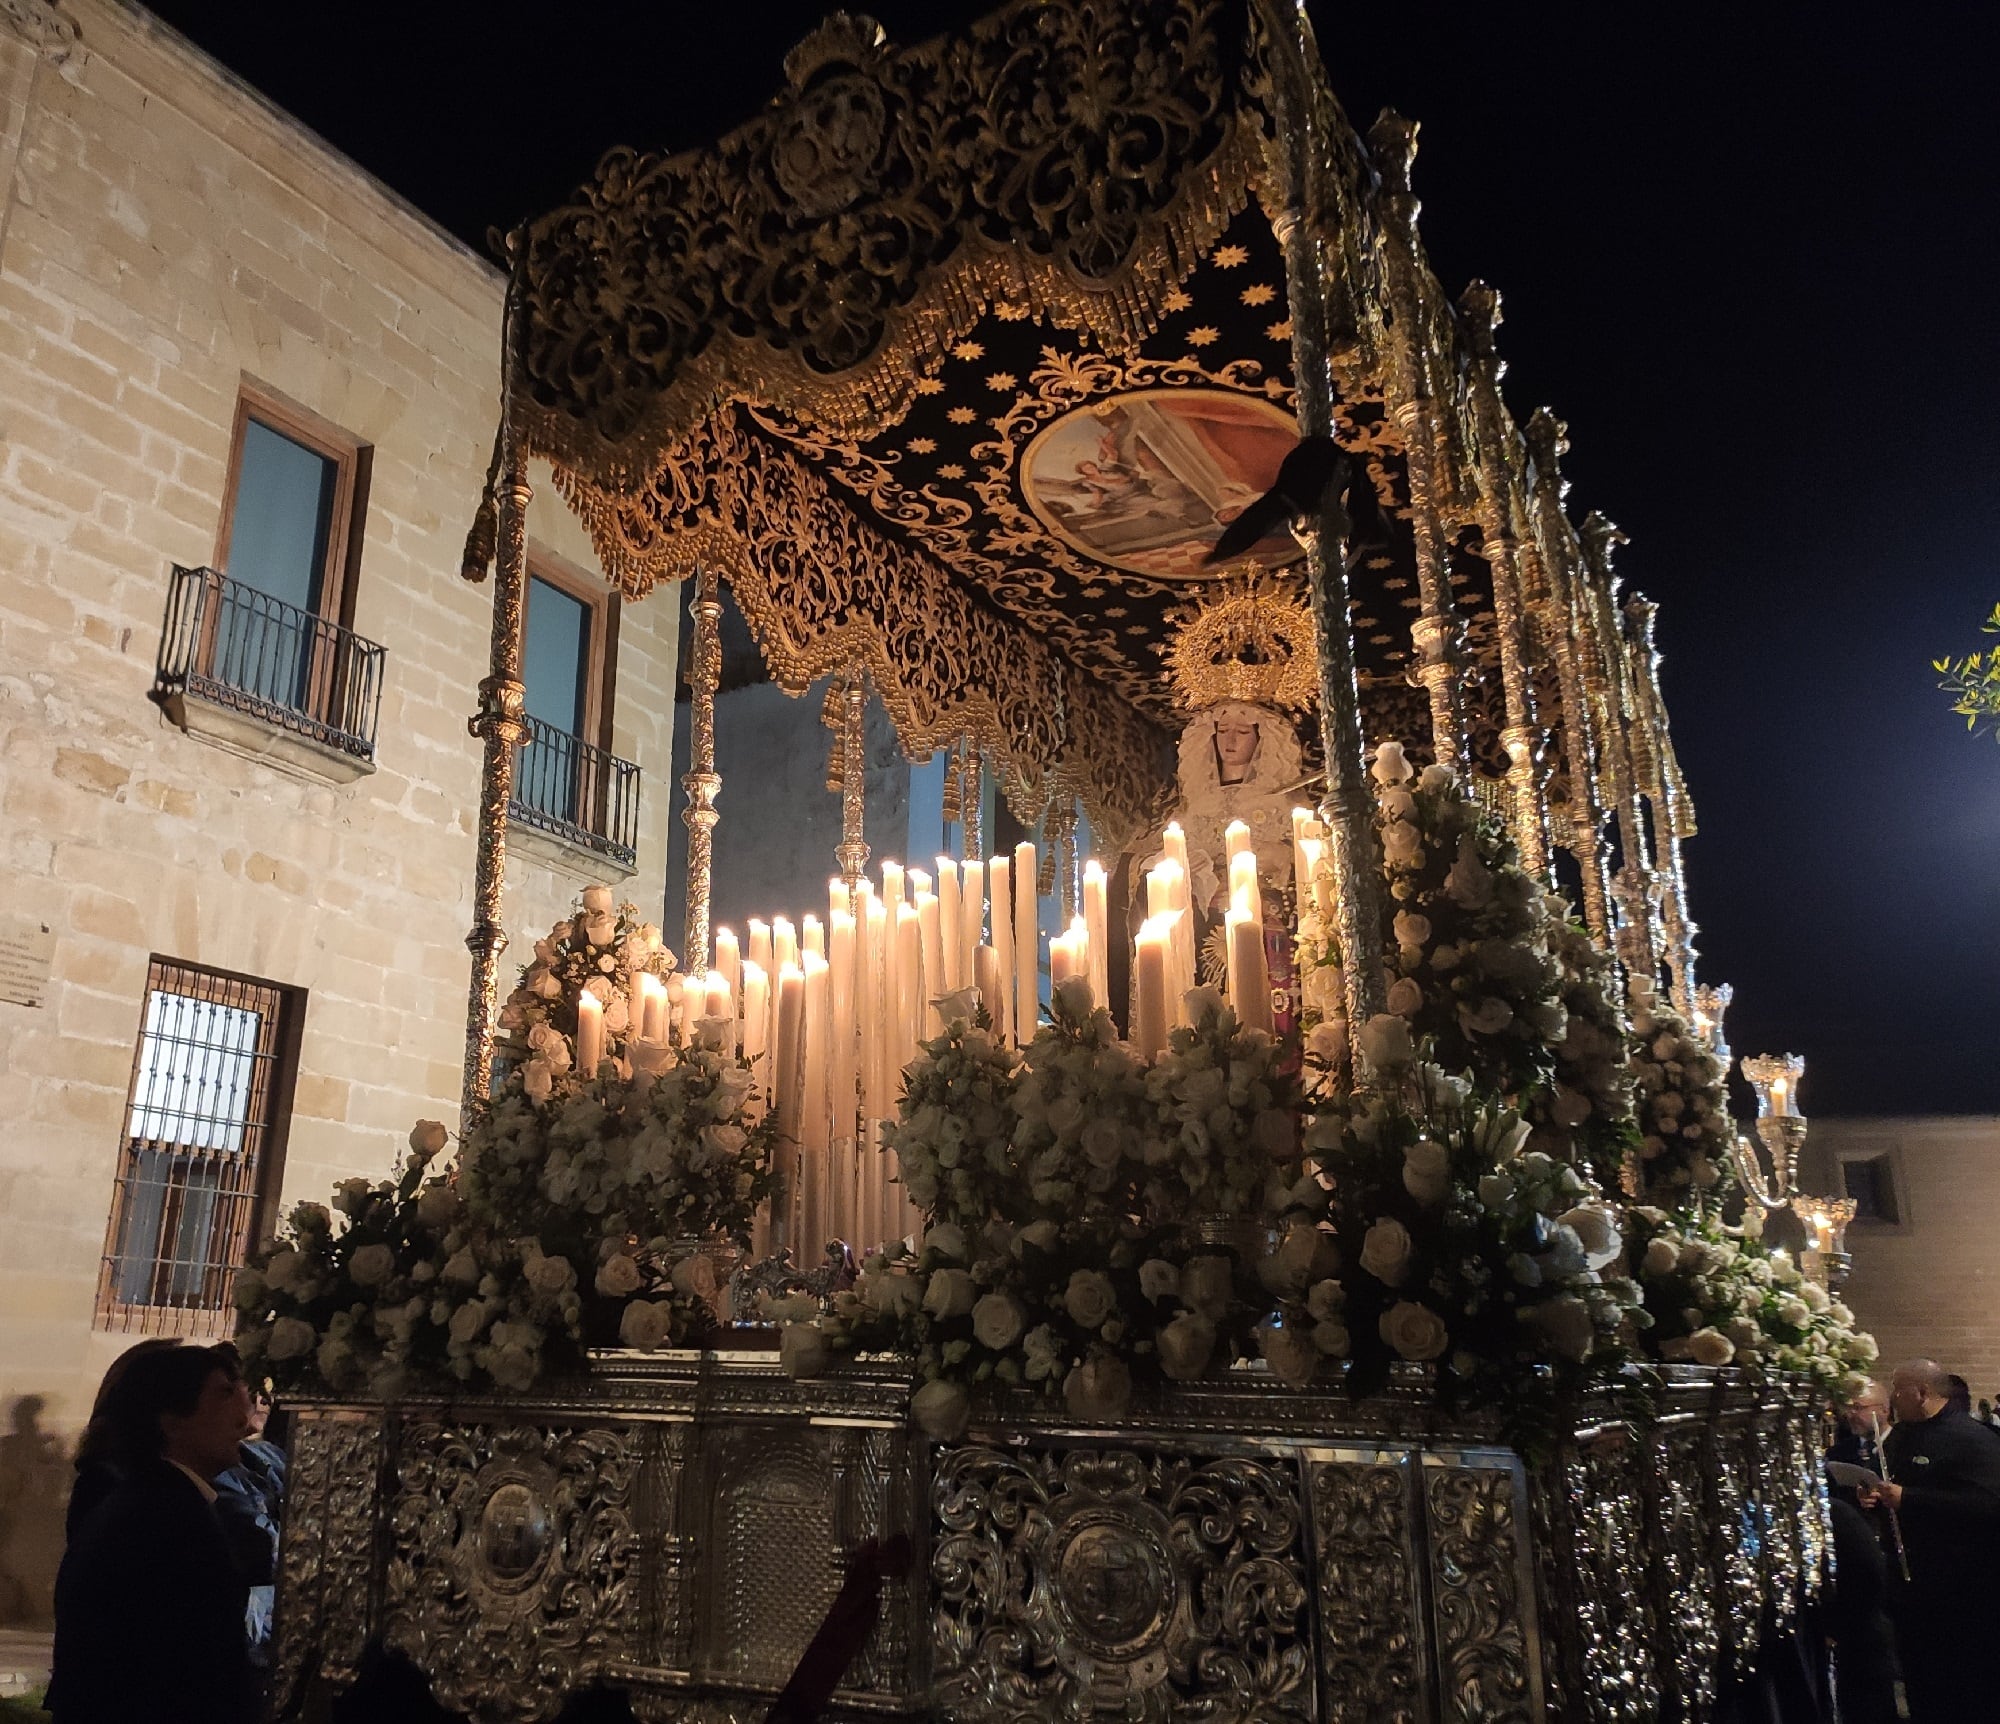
left=462, top=0, right=1574, bottom=855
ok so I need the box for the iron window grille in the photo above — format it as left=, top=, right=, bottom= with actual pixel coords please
left=509, top=712, right=642, bottom=868
left=149, top=564, right=386, bottom=762
left=97, top=958, right=301, bottom=1334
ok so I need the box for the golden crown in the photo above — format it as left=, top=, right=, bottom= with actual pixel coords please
left=1164, top=583, right=1319, bottom=713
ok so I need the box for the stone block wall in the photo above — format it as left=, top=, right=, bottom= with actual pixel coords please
left=0, top=0, right=681, bottom=1549
left=1803, top=1116, right=2000, bottom=1401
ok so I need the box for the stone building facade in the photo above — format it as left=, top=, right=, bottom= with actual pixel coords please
left=1803, top=1115, right=2000, bottom=1402
left=0, top=0, right=681, bottom=1609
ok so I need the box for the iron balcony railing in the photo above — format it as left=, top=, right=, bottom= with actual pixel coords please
left=149, top=564, right=385, bottom=762
left=509, top=713, right=641, bottom=868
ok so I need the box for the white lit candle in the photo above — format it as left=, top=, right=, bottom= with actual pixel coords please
left=1229, top=849, right=1261, bottom=923
left=881, top=860, right=906, bottom=912
left=1049, top=928, right=1074, bottom=986
left=1134, top=917, right=1170, bottom=1061
left=666, top=973, right=688, bottom=1043
left=773, top=916, right=798, bottom=978
left=1164, top=821, right=1190, bottom=884
left=935, top=858, right=962, bottom=992
left=917, top=889, right=945, bottom=1033
left=1770, top=1077, right=1791, bottom=1117
left=748, top=918, right=773, bottom=981
left=829, top=908, right=856, bottom=1136
left=1014, top=840, right=1038, bottom=1038
left=637, top=972, right=668, bottom=1044
left=1082, top=860, right=1109, bottom=1018
left=987, top=854, right=1012, bottom=1042
left=714, top=927, right=742, bottom=1037
left=1225, top=819, right=1252, bottom=861
left=742, top=961, right=770, bottom=1116
left=802, top=950, right=830, bottom=1154
left=576, top=990, right=605, bottom=1076
left=974, top=942, right=1002, bottom=1028
left=772, top=962, right=806, bottom=1249
left=862, top=889, right=888, bottom=1122
left=960, top=858, right=985, bottom=990
left=802, top=913, right=825, bottom=961
left=703, top=972, right=732, bottom=1026
left=896, top=901, right=924, bottom=1064
left=1227, top=907, right=1273, bottom=1035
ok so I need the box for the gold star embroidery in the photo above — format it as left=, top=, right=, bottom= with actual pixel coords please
left=908, top=437, right=937, bottom=454
left=986, top=371, right=1017, bottom=392
left=993, top=302, right=1029, bottom=321
left=952, top=340, right=985, bottom=361
left=915, top=376, right=945, bottom=395
left=937, top=463, right=966, bottom=480
left=1162, top=288, right=1193, bottom=312
left=946, top=406, right=977, bottom=424
left=1186, top=326, right=1219, bottom=347
left=1240, top=283, right=1276, bottom=306
left=1264, top=319, right=1293, bottom=342
left=1212, top=244, right=1249, bottom=268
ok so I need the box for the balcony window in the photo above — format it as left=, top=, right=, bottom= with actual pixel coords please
left=149, top=387, right=383, bottom=776
left=96, top=959, right=302, bottom=1334
left=510, top=560, right=640, bottom=868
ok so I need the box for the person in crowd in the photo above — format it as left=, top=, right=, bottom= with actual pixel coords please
left=1824, top=1494, right=1899, bottom=1724
left=63, top=1335, right=179, bottom=1543
left=51, top=1342, right=257, bottom=1724
left=213, top=1387, right=286, bottom=1664
left=1862, top=1358, right=2000, bottom=1719
left=1827, top=1380, right=1889, bottom=1477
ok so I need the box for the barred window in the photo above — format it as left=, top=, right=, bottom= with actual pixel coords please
left=96, top=959, right=301, bottom=1333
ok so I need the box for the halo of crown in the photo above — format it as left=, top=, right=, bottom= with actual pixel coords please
left=1165, top=583, right=1319, bottom=713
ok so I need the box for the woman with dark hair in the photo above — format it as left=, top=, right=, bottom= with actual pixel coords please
left=51, top=1341, right=256, bottom=1724
left=63, top=1335, right=180, bottom=1543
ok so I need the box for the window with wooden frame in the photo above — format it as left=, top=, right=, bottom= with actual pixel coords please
left=202, top=383, right=372, bottom=729
left=514, top=551, right=622, bottom=834
left=96, top=958, right=304, bottom=1335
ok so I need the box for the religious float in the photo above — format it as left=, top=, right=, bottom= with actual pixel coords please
left=237, top=2, right=1874, bottom=1718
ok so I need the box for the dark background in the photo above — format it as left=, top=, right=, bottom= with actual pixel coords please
left=144, top=0, right=2000, bottom=1114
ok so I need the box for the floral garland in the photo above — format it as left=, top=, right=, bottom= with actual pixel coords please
left=1626, top=1205, right=1877, bottom=1396
left=1303, top=743, right=1636, bottom=1188
left=237, top=890, right=772, bottom=1395
left=1624, top=979, right=1735, bottom=1205
left=1302, top=1029, right=1641, bottom=1411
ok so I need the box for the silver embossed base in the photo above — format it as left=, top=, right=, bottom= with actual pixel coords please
left=271, top=1359, right=1828, bottom=1724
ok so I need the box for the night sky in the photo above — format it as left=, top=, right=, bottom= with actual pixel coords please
left=146, top=0, right=2000, bottom=1115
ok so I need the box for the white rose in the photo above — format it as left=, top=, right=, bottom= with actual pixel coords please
left=780, top=1322, right=831, bottom=1380
left=1306, top=1278, right=1346, bottom=1323
left=1380, top=820, right=1425, bottom=866
left=1402, top=1138, right=1451, bottom=1206
left=1777, top=1298, right=1811, bottom=1328
left=1357, top=1014, right=1414, bottom=1071
left=347, top=1243, right=395, bottom=1288
left=231, top=1268, right=268, bottom=1311
left=923, top=1268, right=978, bottom=1320
left=1182, top=985, right=1226, bottom=1027
left=261, top=1247, right=303, bottom=1295
left=581, top=885, right=616, bottom=916
left=1312, top=1320, right=1352, bottom=1358
left=1393, top=911, right=1432, bottom=950
left=408, top=1119, right=450, bottom=1161
left=1371, top=740, right=1412, bottom=784
left=971, top=1293, right=1027, bottom=1352
left=267, top=1316, right=316, bottom=1361
left=1359, top=1217, right=1413, bottom=1287
left=1053, top=975, right=1095, bottom=1021
left=1477, top=1173, right=1515, bottom=1210
left=582, top=911, right=618, bottom=947
left=1528, top=1294, right=1597, bottom=1363
left=618, top=1299, right=675, bottom=1351
left=1182, top=1255, right=1235, bottom=1321
left=1642, top=1238, right=1680, bottom=1277
left=521, top=1058, right=554, bottom=1104
left=1444, top=849, right=1495, bottom=909
left=912, top=1377, right=971, bottom=1441
left=594, top=1253, right=642, bottom=1297
left=526, top=1253, right=576, bottom=1296
left=935, top=986, right=981, bottom=1027
left=1062, top=1269, right=1116, bottom=1331
left=1157, top=1313, right=1216, bottom=1382
left=1259, top=1321, right=1319, bottom=1387
left=670, top=1254, right=718, bottom=1301
left=1688, top=1327, right=1735, bottom=1367
left=1379, top=1299, right=1449, bottom=1362
left=1138, top=1260, right=1181, bottom=1303
left=449, top=1300, right=494, bottom=1347
left=1557, top=1206, right=1623, bottom=1270
left=1013, top=1219, right=1060, bottom=1258
left=1307, top=1019, right=1349, bottom=1068
left=874, top=1272, right=922, bottom=1319
left=925, top=1223, right=970, bottom=1263
left=415, top=1184, right=460, bottom=1230
left=1385, top=975, right=1425, bottom=1018
left=442, top=1248, right=480, bottom=1287
left=1063, top=1353, right=1133, bottom=1422
left=1418, top=762, right=1454, bottom=793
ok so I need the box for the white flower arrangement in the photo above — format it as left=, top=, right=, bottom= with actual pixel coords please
left=1624, top=979, right=1735, bottom=1204
left=1624, top=1205, right=1877, bottom=1396
left=237, top=893, right=772, bottom=1396
left=1301, top=1034, right=1642, bottom=1404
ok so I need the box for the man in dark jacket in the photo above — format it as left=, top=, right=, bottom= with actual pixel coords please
left=1866, top=1358, right=2000, bottom=1720
left=52, top=1343, right=256, bottom=1724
